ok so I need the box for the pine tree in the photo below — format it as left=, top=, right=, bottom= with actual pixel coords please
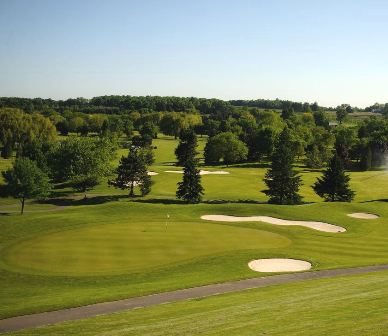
left=313, top=154, right=355, bottom=202
left=175, top=128, right=198, bottom=166
left=176, top=130, right=203, bottom=203
left=264, top=127, right=302, bottom=204
left=109, top=147, right=152, bottom=197
left=176, top=158, right=204, bottom=203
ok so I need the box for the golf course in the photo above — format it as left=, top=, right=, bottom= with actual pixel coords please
left=1, top=135, right=388, bottom=334
left=2, top=1, right=388, bottom=333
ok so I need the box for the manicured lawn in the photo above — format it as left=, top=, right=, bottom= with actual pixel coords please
left=1, top=135, right=388, bottom=321
left=8, top=270, right=388, bottom=336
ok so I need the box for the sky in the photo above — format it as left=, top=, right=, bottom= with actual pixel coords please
left=0, top=0, right=387, bottom=107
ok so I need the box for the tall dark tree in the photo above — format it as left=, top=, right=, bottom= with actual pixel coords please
left=1, top=129, right=14, bottom=158
left=281, top=108, right=295, bottom=120
left=263, top=127, right=302, bottom=204
left=2, top=158, right=51, bottom=214
left=109, top=147, right=152, bottom=197
left=175, top=128, right=198, bottom=166
left=176, top=158, right=204, bottom=203
left=360, top=147, right=372, bottom=171
left=313, top=154, right=355, bottom=202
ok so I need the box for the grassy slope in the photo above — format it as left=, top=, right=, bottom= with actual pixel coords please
left=1, top=135, right=388, bottom=319
left=8, top=270, right=388, bottom=336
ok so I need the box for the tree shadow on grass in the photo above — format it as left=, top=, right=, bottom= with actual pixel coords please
left=204, top=199, right=266, bottom=204
left=131, top=198, right=185, bottom=205
left=360, top=199, right=388, bottom=203
left=201, top=162, right=270, bottom=169
left=38, top=194, right=128, bottom=207
left=133, top=198, right=270, bottom=205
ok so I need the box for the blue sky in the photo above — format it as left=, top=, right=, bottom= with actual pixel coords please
left=0, top=0, right=387, bottom=107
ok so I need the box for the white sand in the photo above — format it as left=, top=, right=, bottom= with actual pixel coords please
left=248, top=258, right=312, bottom=272
left=147, top=171, right=159, bottom=176
left=347, top=213, right=379, bottom=219
left=165, top=170, right=230, bottom=175
left=201, top=215, right=346, bottom=233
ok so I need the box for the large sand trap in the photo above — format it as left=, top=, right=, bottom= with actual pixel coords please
left=347, top=212, right=379, bottom=219
left=147, top=171, right=159, bottom=176
left=248, top=258, right=312, bottom=272
left=165, top=170, right=230, bottom=175
left=201, top=215, right=346, bottom=233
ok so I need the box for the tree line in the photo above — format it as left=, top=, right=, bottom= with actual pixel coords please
left=1, top=96, right=388, bottom=212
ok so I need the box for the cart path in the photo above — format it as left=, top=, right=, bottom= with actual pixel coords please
left=2, top=264, right=388, bottom=333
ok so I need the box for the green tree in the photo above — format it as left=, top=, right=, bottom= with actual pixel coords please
left=313, top=110, right=329, bottom=129
left=109, top=147, right=152, bottom=197
left=1, top=129, right=14, bottom=158
left=313, top=154, right=355, bottom=202
left=247, top=127, right=276, bottom=161
left=2, top=158, right=51, bottom=214
left=359, top=144, right=372, bottom=171
left=336, top=107, right=348, bottom=124
left=175, top=129, right=198, bottom=166
left=204, top=132, right=248, bottom=165
left=53, top=137, right=116, bottom=196
left=305, top=127, right=334, bottom=168
left=263, top=127, right=302, bottom=204
left=281, top=108, right=295, bottom=120
left=335, top=126, right=356, bottom=168
left=176, top=158, right=204, bottom=203
left=140, top=122, right=158, bottom=139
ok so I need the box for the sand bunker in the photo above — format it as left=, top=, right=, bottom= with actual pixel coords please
left=201, top=215, right=345, bottom=233
left=147, top=171, right=159, bottom=176
left=248, top=258, right=312, bottom=272
left=347, top=213, right=379, bottom=219
left=165, top=170, right=230, bottom=175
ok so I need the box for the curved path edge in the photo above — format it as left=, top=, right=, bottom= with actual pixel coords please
left=2, top=264, right=388, bottom=333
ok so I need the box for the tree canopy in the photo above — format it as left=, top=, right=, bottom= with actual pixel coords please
left=2, top=158, right=51, bottom=214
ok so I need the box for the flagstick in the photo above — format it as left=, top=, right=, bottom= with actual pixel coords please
left=165, top=214, right=170, bottom=230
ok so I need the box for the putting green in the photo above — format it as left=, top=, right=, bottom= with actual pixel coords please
left=3, top=222, right=290, bottom=276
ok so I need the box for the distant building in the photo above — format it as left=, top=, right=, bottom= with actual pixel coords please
left=329, top=121, right=338, bottom=127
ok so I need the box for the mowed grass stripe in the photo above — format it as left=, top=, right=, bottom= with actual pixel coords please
left=6, top=270, right=388, bottom=336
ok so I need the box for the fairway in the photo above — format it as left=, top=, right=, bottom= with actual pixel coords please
left=3, top=222, right=289, bottom=276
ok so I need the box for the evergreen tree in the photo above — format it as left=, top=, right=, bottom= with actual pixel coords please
left=2, top=158, right=51, bottom=214
left=313, top=154, right=355, bottom=202
left=109, top=147, right=152, bottom=197
left=263, top=127, right=302, bottom=204
left=176, top=158, right=204, bottom=203
left=175, top=128, right=198, bottom=166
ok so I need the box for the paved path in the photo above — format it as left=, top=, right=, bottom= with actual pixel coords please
left=2, top=264, right=388, bottom=333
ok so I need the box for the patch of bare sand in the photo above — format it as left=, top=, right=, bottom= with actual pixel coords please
left=201, top=215, right=345, bottom=233
left=248, top=258, right=312, bottom=272
left=347, top=213, right=379, bottom=219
